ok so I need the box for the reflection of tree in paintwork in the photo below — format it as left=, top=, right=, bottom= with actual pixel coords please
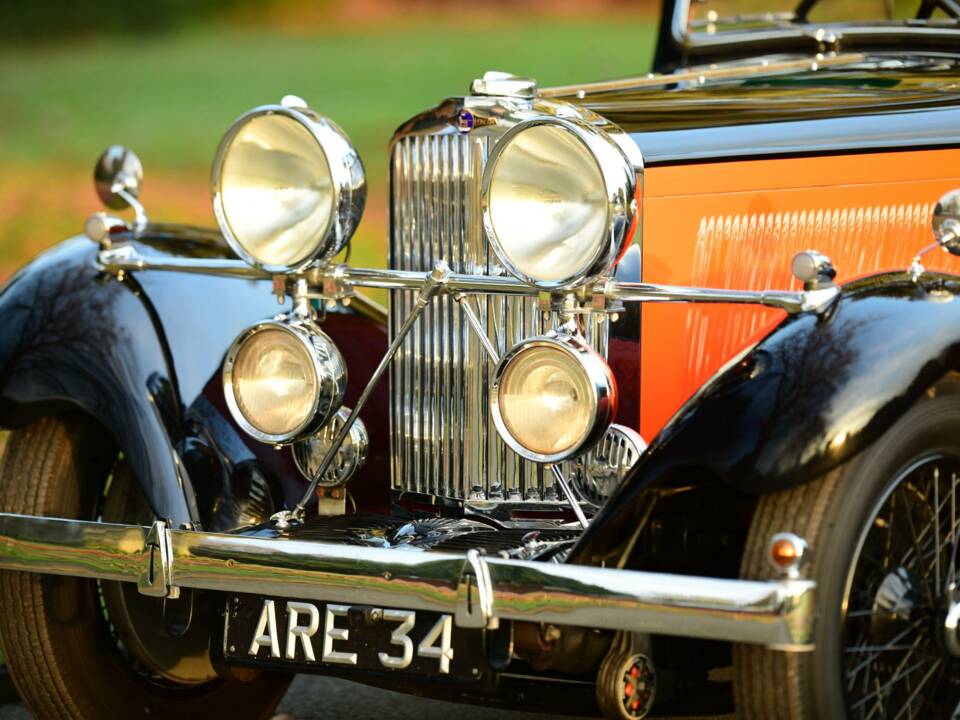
left=0, top=242, right=126, bottom=413
left=750, top=310, right=860, bottom=482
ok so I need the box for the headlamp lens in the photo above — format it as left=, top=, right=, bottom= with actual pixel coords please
left=486, top=123, right=609, bottom=286
left=498, top=342, right=596, bottom=457
left=218, top=114, right=335, bottom=269
left=231, top=327, right=319, bottom=437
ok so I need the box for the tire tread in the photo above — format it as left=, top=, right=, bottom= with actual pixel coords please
left=733, top=467, right=844, bottom=720
left=0, top=416, right=291, bottom=720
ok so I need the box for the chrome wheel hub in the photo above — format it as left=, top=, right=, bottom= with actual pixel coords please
left=944, top=586, right=960, bottom=658
left=869, top=566, right=921, bottom=650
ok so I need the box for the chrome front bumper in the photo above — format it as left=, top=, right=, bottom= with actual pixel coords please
left=0, top=512, right=815, bottom=651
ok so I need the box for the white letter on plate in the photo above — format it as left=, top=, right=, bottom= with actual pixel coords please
left=378, top=609, right=415, bottom=669
left=285, top=601, right=321, bottom=662
left=322, top=604, right=357, bottom=665
left=418, top=614, right=454, bottom=674
left=248, top=599, right=280, bottom=658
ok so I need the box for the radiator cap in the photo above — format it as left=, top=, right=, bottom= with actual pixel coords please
left=470, top=70, right=538, bottom=99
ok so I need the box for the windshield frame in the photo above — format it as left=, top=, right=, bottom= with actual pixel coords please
left=655, top=0, right=960, bottom=70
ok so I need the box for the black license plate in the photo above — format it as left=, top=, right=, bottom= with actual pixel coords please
left=223, top=595, right=490, bottom=681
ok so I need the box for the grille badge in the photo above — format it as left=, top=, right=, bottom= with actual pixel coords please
left=455, top=109, right=496, bottom=133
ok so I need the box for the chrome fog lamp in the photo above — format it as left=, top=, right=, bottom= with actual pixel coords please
left=480, top=117, right=637, bottom=289
left=223, top=319, right=347, bottom=444
left=212, top=101, right=366, bottom=273
left=293, top=407, right=369, bottom=486
left=491, top=334, right=617, bottom=463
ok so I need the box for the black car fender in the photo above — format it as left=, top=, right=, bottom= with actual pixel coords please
left=572, top=271, right=960, bottom=564
left=0, top=237, right=210, bottom=525
left=0, top=236, right=391, bottom=527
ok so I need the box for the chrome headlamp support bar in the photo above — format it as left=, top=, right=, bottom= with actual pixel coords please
left=96, top=241, right=838, bottom=314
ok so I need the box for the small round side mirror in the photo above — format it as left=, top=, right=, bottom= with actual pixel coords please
left=933, top=189, right=960, bottom=256
left=94, top=145, right=143, bottom=210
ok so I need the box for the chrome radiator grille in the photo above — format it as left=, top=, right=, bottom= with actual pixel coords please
left=389, top=130, right=607, bottom=504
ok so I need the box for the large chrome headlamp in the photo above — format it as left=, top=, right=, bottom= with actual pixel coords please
left=491, top=334, right=617, bottom=463
left=212, top=101, right=366, bottom=273
left=223, top=319, right=347, bottom=444
left=480, top=117, right=637, bottom=289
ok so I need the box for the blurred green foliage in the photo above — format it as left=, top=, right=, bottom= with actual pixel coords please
left=0, top=0, right=278, bottom=41
left=0, top=20, right=656, bottom=176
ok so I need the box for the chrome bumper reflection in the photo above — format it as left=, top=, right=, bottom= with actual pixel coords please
left=0, top=512, right=815, bottom=651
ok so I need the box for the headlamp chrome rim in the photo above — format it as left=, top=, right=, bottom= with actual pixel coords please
left=211, top=103, right=366, bottom=275
left=479, top=116, right=637, bottom=290
left=222, top=318, right=347, bottom=445
left=490, top=333, right=617, bottom=463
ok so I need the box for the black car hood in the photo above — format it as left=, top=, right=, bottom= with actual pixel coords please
left=563, top=59, right=960, bottom=164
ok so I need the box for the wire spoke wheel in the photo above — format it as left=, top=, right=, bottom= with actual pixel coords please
left=842, top=455, right=960, bottom=719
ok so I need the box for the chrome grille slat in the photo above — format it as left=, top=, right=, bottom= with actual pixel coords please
left=412, top=137, right=423, bottom=495
left=389, top=128, right=607, bottom=505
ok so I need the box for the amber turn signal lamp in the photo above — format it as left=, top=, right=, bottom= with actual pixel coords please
left=767, top=532, right=809, bottom=579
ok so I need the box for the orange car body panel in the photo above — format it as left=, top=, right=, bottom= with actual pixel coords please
left=640, top=148, right=960, bottom=440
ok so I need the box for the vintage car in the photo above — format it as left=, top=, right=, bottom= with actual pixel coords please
left=2, top=0, right=960, bottom=718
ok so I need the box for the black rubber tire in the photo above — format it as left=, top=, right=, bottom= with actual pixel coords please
left=0, top=416, right=291, bottom=719
left=733, top=382, right=960, bottom=719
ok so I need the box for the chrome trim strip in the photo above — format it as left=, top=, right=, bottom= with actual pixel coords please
left=0, top=512, right=816, bottom=650
left=606, top=280, right=808, bottom=312
left=539, top=52, right=865, bottom=98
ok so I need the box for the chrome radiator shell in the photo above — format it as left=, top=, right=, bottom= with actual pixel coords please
left=388, top=126, right=608, bottom=507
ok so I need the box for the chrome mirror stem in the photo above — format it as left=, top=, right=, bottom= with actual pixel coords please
left=113, top=186, right=148, bottom=235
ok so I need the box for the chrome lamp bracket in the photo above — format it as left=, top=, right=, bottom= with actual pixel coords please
left=455, top=549, right=498, bottom=630
left=271, top=261, right=452, bottom=528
